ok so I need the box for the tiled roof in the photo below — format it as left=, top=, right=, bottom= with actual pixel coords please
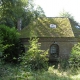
left=20, top=17, right=80, bottom=38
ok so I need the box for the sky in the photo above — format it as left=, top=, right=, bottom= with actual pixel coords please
left=34, top=0, right=80, bottom=23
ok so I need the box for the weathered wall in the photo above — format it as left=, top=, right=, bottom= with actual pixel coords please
left=39, top=41, right=77, bottom=60
left=20, top=37, right=79, bottom=60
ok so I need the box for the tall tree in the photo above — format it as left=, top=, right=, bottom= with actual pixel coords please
left=0, top=0, right=45, bottom=29
left=59, top=10, right=74, bottom=20
left=0, top=0, right=28, bottom=28
left=22, top=0, right=45, bottom=28
left=59, top=10, right=80, bottom=29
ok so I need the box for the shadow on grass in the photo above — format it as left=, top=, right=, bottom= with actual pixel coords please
left=48, top=61, right=59, bottom=69
left=0, top=62, right=80, bottom=80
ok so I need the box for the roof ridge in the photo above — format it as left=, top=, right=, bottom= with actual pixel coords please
left=37, top=17, right=69, bottom=18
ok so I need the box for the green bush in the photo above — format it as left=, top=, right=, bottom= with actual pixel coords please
left=69, top=43, right=80, bottom=68
left=0, top=25, right=25, bottom=63
left=22, top=38, right=49, bottom=70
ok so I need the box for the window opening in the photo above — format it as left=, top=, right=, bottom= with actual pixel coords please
left=50, top=24, right=56, bottom=28
left=50, top=44, right=59, bottom=57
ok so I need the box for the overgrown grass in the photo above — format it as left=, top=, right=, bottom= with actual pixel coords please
left=0, top=63, right=80, bottom=80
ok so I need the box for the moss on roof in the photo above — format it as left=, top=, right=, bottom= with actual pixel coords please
left=20, top=17, right=80, bottom=38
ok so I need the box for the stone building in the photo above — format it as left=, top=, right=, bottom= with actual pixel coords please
left=20, top=17, right=80, bottom=61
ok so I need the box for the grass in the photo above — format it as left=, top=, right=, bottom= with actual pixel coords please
left=0, top=63, right=80, bottom=80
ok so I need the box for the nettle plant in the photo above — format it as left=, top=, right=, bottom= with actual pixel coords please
left=69, top=43, right=80, bottom=68
left=22, top=38, right=49, bottom=70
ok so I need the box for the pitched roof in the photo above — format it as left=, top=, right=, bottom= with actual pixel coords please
left=20, top=17, right=80, bottom=38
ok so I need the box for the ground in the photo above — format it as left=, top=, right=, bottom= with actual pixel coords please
left=0, top=63, right=80, bottom=80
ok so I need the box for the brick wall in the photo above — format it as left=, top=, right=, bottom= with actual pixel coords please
left=21, top=37, right=79, bottom=60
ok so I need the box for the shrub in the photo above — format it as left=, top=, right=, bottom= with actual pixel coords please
left=22, top=38, right=49, bottom=70
left=0, top=25, right=25, bottom=63
left=69, top=43, right=80, bottom=68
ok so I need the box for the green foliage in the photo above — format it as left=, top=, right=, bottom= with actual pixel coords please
left=0, top=36, right=3, bottom=52
left=0, top=27, right=11, bottom=59
left=0, top=0, right=28, bottom=27
left=59, top=10, right=74, bottom=20
left=69, top=43, right=80, bottom=68
left=0, top=63, right=80, bottom=80
left=22, top=38, right=48, bottom=70
left=0, top=0, right=45, bottom=28
left=0, top=25, right=24, bottom=63
left=58, top=59, right=69, bottom=71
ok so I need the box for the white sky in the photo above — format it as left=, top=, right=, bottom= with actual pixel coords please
left=34, top=0, right=80, bottom=23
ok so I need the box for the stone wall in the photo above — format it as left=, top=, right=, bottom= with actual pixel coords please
left=20, top=37, right=79, bottom=60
